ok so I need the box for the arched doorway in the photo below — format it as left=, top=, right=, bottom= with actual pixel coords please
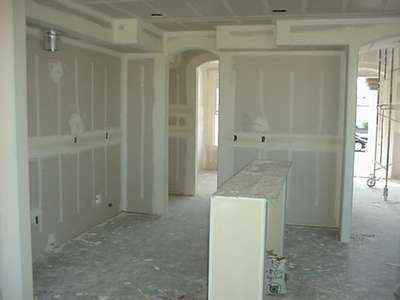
left=167, top=50, right=219, bottom=197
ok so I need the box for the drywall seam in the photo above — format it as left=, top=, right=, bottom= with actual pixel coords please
left=232, top=143, right=341, bottom=153
left=226, top=51, right=344, bottom=57
left=90, top=62, right=95, bottom=130
left=314, top=72, right=325, bottom=207
left=287, top=151, right=293, bottom=210
left=74, top=59, right=80, bottom=114
left=37, top=159, right=43, bottom=232
left=289, top=72, right=295, bottom=135
left=28, top=129, right=122, bottom=159
left=104, top=147, right=108, bottom=198
left=258, top=68, right=265, bottom=119
left=176, top=138, right=180, bottom=181
left=104, top=66, right=108, bottom=130
left=91, top=149, right=95, bottom=208
left=34, top=53, right=40, bottom=137
left=176, top=73, right=181, bottom=104
left=104, top=66, right=109, bottom=199
left=56, top=76, right=61, bottom=135
left=315, top=153, right=321, bottom=207
left=76, top=152, right=80, bottom=214
left=140, top=65, right=145, bottom=199
left=74, top=58, right=81, bottom=214
left=58, top=155, right=63, bottom=223
left=120, top=56, right=128, bottom=210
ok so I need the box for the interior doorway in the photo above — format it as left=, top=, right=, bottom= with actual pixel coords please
left=167, top=50, right=219, bottom=198
left=196, top=60, right=219, bottom=193
left=353, top=75, right=378, bottom=178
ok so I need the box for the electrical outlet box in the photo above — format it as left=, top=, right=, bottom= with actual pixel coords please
left=31, top=208, right=42, bottom=226
left=95, top=194, right=102, bottom=204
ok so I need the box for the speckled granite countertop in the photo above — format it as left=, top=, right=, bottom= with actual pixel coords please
left=214, top=160, right=292, bottom=200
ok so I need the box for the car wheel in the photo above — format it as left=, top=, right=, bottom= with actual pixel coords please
left=355, top=141, right=363, bottom=151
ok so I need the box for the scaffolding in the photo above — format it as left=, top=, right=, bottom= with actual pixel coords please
left=367, top=48, right=399, bottom=200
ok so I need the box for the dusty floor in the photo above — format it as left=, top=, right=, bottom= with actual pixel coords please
left=34, top=172, right=400, bottom=300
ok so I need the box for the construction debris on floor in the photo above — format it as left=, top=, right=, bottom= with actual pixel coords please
left=33, top=175, right=400, bottom=300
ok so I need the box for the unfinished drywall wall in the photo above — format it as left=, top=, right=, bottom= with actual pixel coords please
left=26, top=30, right=121, bottom=260
left=125, top=59, right=155, bottom=213
left=219, top=52, right=345, bottom=227
left=1, top=1, right=34, bottom=299
left=168, top=50, right=218, bottom=195
left=123, top=54, right=168, bottom=215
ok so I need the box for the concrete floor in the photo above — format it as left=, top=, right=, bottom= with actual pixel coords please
left=34, top=172, right=400, bottom=300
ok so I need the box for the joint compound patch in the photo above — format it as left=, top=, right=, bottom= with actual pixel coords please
left=49, top=61, right=64, bottom=83
left=45, top=233, right=57, bottom=253
left=69, top=113, right=85, bottom=136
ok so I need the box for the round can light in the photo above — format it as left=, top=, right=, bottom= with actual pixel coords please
left=43, top=30, right=61, bottom=52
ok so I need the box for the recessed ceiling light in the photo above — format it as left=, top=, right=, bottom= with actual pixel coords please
left=272, top=9, right=287, bottom=13
left=151, top=13, right=164, bottom=17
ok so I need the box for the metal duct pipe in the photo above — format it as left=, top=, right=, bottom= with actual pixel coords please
left=43, top=30, right=61, bottom=52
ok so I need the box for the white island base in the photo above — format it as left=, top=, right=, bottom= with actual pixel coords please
left=208, top=160, right=291, bottom=300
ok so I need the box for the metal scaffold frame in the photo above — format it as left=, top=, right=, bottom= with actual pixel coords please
left=367, top=48, right=399, bottom=200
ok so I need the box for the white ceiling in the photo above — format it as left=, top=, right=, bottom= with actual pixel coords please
left=71, top=0, right=400, bottom=31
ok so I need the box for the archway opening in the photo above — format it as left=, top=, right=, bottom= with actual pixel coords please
left=167, top=50, right=219, bottom=198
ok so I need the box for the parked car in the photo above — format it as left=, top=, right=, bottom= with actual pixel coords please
left=355, top=134, right=367, bottom=152
left=356, top=126, right=368, bottom=141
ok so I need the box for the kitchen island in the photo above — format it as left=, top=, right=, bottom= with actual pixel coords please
left=208, top=160, right=291, bottom=300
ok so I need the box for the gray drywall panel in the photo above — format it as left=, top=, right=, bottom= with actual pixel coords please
left=41, top=157, right=62, bottom=244
left=59, top=45, right=76, bottom=136
left=168, top=137, right=187, bottom=194
left=233, top=148, right=259, bottom=174
left=265, top=150, right=290, bottom=161
left=107, top=145, right=121, bottom=207
left=79, top=150, right=95, bottom=230
left=107, top=58, right=121, bottom=128
left=169, top=69, right=178, bottom=105
left=27, top=33, right=122, bottom=260
left=287, top=151, right=317, bottom=225
left=38, top=51, right=58, bottom=136
left=61, top=153, right=79, bottom=235
left=77, top=50, right=93, bottom=131
left=94, top=147, right=106, bottom=204
left=26, top=36, right=38, bottom=137
left=126, top=59, right=154, bottom=213
left=292, top=60, right=320, bottom=135
left=318, top=152, right=339, bottom=227
left=319, top=56, right=341, bottom=136
left=93, top=58, right=106, bottom=130
left=29, top=160, right=47, bottom=259
left=226, top=53, right=343, bottom=227
left=234, top=61, right=259, bottom=133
